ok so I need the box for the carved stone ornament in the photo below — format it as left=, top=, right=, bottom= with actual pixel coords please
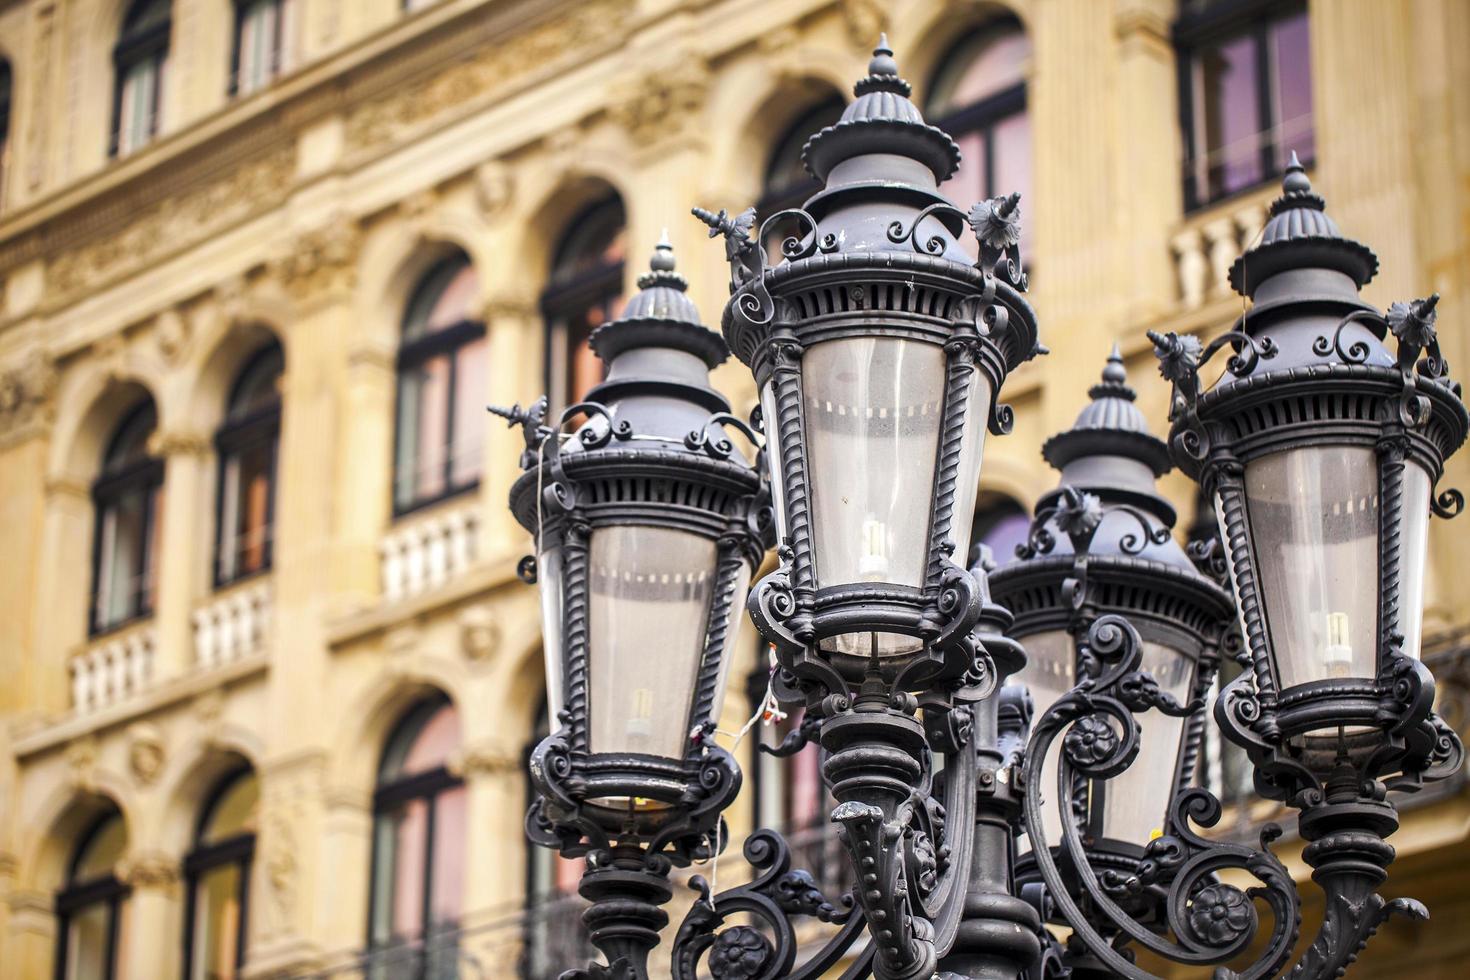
left=64, top=735, right=99, bottom=791
left=475, top=160, right=514, bottom=217
left=342, top=0, right=632, bottom=154
left=457, top=604, right=500, bottom=660
left=126, top=723, right=166, bottom=785
left=120, top=851, right=179, bottom=891
left=263, top=812, right=298, bottom=933
left=609, top=57, right=712, bottom=147
left=0, top=350, right=58, bottom=447
left=839, top=0, right=887, bottom=49
left=153, top=307, right=189, bottom=362
left=274, top=217, right=363, bottom=303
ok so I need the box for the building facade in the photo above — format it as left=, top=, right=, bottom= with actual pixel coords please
left=0, top=0, right=1468, bottom=977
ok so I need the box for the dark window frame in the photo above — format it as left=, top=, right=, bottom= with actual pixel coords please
left=756, top=95, right=848, bottom=222
left=366, top=695, right=465, bottom=973
left=926, top=24, right=1029, bottom=203
left=0, top=59, right=12, bottom=195
left=89, top=402, right=165, bottom=637
left=213, top=343, right=283, bottom=589
left=228, top=0, right=286, bottom=98
left=540, top=198, right=625, bottom=414
left=110, top=0, right=172, bottom=158
left=180, top=767, right=256, bottom=980
left=1175, top=0, right=1313, bottom=212
left=54, top=811, right=131, bottom=980
left=392, top=256, right=486, bottom=518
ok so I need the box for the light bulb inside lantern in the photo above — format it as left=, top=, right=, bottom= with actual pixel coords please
left=1324, top=611, right=1353, bottom=678
left=859, top=515, right=890, bottom=581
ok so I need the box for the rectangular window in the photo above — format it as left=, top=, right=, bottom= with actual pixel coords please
left=1178, top=3, right=1312, bottom=209
left=218, top=440, right=275, bottom=584
left=235, top=0, right=287, bottom=96
left=117, top=54, right=164, bottom=156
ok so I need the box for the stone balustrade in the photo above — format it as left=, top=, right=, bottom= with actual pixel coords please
left=70, top=627, right=156, bottom=714
left=380, top=502, right=481, bottom=602
left=1169, top=196, right=1270, bottom=310
left=192, top=581, right=272, bottom=669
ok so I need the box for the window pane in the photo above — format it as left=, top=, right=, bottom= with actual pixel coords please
left=381, top=701, right=460, bottom=781
left=119, top=57, right=160, bottom=155
left=97, top=490, right=147, bottom=629
left=404, top=257, right=479, bottom=341
left=73, top=815, right=127, bottom=882
left=200, top=773, right=260, bottom=845
left=1195, top=34, right=1262, bottom=199
left=429, top=784, right=466, bottom=929
left=450, top=337, right=486, bottom=487
left=395, top=354, right=450, bottom=508
left=219, top=439, right=275, bottom=582
left=191, top=863, right=243, bottom=980
left=927, top=25, right=1030, bottom=119
left=372, top=798, right=428, bottom=945
left=1270, top=11, right=1314, bottom=169
left=66, top=902, right=112, bottom=980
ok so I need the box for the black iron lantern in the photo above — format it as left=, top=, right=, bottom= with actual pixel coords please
left=1152, top=159, right=1466, bottom=837
left=994, top=348, right=1234, bottom=851
left=496, top=239, right=769, bottom=975
left=988, top=350, right=1235, bottom=967
left=694, top=35, right=1039, bottom=704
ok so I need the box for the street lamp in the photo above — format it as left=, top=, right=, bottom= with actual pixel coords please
left=693, top=35, right=1040, bottom=979
left=494, top=238, right=770, bottom=978
left=1144, top=157, right=1468, bottom=976
left=504, top=35, right=1469, bottom=980
left=988, top=348, right=1236, bottom=974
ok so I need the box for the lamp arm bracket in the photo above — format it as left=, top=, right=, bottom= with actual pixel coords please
left=1022, top=615, right=1303, bottom=979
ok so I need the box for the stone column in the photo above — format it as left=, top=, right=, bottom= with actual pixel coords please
left=2, top=888, right=56, bottom=980
left=150, top=429, right=212, bottom=682
left=456, top=740, right=527, bottom=964
left=244, top=753, right=329, bottom=978
left=119, top=852, right=182, bottom=980
left=479, top=290, right=540, bottom=561
left=32, top=475, right=93, bottom=712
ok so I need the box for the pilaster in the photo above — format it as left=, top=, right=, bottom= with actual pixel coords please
left=150, top=428, right=212, bottom=682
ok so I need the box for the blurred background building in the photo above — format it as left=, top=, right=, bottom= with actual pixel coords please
left=0, top=0, right=1467, bottom=977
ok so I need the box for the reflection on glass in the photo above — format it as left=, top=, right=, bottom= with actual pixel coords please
left=1097, top=642, right=1195, bottom=843
left=1397, top=463, right=1433, bottom=661
left=191, top=863, right=241, bottom=980
left=1013, top=630, right=1075, bottom=854
left=1243, top=447, right=1379, bottom=687
left=587, top=527, right=716, bottom=757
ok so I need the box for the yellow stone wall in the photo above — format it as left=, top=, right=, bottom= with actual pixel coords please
left=0, top=0, right=1467, bottom=977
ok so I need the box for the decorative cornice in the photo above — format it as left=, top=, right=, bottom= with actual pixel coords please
left=342, top=0, right=633, bottom=156
left=608, top=55, right=712, bottom=150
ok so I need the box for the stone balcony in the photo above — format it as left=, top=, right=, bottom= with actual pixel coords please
left=69, top=623, right=157, bottom=714
left=1169, top=186, right=1277, bottom=311
left=380, top=498, right=482, bottom=603
left=193, top=579, right=273, bottom=669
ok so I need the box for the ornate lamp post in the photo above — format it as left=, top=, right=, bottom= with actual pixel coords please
left=502, top=36, right=1468, bottom=980
left=692, top=36, right=1040, bottom=980
left=1144, top=158, right=1468, bottom=977
left=988, top=348, right=1236, bottom=975
left=495, top=239, right=770, bottom=978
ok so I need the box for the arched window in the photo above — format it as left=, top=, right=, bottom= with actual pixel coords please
left=369, top=696, right=467, bottom=974
left=925, top=19, right=1032, bottom=252
left=112, top=0, right=171, bottom=157
left=183, top=769, right=258, bottom=980
left=0, top=60, right=13, bottom=205
left=522, top=700, right=592, bottom=979
left=968, top=493, right=1030, bottom=568
left=757, top=95, right=846, bottom=255
left=393, top=252, right=486, bottom=514
left=215, top=343, right=282, bottom=586
left=55, top=809, right=129, bottom=980
left=91, top=400, right=164, bottom=634
left=541, top=196, right=625, bottom=413
left=231, top=0, right=289, bottom=97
